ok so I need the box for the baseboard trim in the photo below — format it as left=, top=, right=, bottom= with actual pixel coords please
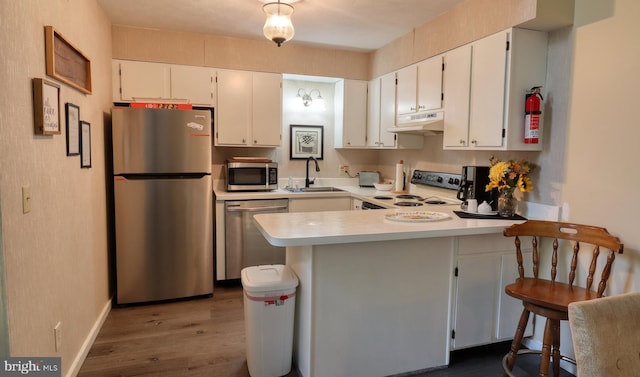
left=66, top=299, right=112, bottom=377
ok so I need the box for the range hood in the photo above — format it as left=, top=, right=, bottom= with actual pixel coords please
left=388, top=110, right=444, bottom=135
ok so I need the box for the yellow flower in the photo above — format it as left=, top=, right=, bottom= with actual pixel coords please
left=485, top=157, right=535, bottom=195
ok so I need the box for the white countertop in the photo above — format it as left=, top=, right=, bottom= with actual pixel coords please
left=253, top=208, right=524, bottom=247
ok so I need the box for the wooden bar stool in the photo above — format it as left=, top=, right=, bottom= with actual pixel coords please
left=501, top=220, right=623, bottom=377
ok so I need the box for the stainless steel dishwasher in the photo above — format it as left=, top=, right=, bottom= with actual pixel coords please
left=224, top=199, right=288, bottom=279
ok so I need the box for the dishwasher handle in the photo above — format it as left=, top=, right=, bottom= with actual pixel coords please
left=226, top=205, right=289, bottom=212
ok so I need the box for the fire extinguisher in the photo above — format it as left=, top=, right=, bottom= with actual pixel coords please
left=524, top=86, right=543, bottom=144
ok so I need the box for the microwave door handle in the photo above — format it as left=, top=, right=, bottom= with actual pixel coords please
left=266, top=164, right=269, bottom=190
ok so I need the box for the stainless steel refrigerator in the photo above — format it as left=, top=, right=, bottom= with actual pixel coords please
left=112, top=107, right=213, bottom=304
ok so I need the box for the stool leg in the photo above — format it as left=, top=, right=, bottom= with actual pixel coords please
left=540, top=319, right=554, bottom=377
left=504, top=308, right=531, bottom=377
left=551, top=319, right=561, bottom=377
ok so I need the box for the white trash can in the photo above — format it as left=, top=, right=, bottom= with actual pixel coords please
left=241, top=264, right=299, bottom=377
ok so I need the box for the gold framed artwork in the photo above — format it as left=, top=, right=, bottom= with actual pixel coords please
left=45, top=25, right=92, bottom=94
left=32, top=78, right=61, bottom=135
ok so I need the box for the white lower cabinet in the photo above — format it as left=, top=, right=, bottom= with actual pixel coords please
left=289, top=197, right=352, bottom=212
left=451, top=234, right=533, bottom=350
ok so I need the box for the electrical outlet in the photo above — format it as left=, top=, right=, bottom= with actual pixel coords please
left=54, top=322, right=62, bottom=352
left=339, top=165, right=350, bottom=175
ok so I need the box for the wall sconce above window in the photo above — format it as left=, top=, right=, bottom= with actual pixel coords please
left=297, top=88, right=325, bottom=110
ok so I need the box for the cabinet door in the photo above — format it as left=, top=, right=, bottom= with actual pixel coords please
left=452, top=253, right=501, bottom=349
left=170, top=65, right=215, bottom=106
left=497, top=252, right=534, bottom=340
left=252, top=72, right=282, bottom=146
left=443, top=45, right=472, bottom=148
left=118, top=60, right=170, bottom=101
left=417, top=56, right=443, bottom=111
left=289, top=197, right=352, bottom=212
left=396, top=64, right=417, bottom=116
left=366, top=77, right=381, bottom=147
left=366, top=73, right=397, bottom=148
left=379, top=72, right=397, bottom=147
left=335, top=80, right=367, bottom=148
left=216, top=69, right=252, bottom=145
left=469, top=30, right=508, bottom=148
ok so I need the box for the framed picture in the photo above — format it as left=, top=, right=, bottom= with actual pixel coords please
left=32, top=78, right=61, bottom=135
left=80, top=121, right=91, bottom=168
left=45, top=26, right=92, bottom=94
left=290, top=125, right=324, bottom=160
left=65, top=103, right=80, bottom=155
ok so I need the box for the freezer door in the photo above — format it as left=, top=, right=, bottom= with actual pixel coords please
left=112, top=107, right=212, bottom=174
left=114, top=176, right=213, bottom=304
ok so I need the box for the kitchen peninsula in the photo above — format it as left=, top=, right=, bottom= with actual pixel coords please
left=253, top=209, right=526, bottom=377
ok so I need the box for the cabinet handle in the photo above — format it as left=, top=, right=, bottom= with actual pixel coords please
left=471, top=139, right=477, bottom=145
left=242, top=138, right=246, bottom=143
left=410, top=107, right=416, bottom=111
left=254, top=140, right=257, bottom=143
left=459, top=139, right=465, bottom=145
left=418, top=105, right=426, bottom=109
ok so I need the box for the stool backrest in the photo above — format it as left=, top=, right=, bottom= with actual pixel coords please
left=503, top=220, right=624, bottom=297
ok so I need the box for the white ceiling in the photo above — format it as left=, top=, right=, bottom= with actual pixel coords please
left=96, top=0, right=468, bottom=51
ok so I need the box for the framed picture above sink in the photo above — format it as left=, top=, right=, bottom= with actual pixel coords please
left=290, top=124, right=323, bottom=160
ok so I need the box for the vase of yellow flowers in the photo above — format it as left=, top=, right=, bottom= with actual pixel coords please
left=485, top=156, right=535, bottom=217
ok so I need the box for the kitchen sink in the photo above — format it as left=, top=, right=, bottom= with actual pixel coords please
left=286, top=186, right=345, bottom=192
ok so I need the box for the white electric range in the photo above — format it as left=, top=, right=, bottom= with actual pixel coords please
left=361, top=170, right=463, bottom=210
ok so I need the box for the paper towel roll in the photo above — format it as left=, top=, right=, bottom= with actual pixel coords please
left=395, top=160, right=404, bottom=192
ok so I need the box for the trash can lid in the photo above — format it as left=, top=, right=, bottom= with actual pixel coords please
left=241, top=264, right=299, bottom=292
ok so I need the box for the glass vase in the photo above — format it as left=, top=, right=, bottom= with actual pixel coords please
left=498, top=190, right=517, bottom=217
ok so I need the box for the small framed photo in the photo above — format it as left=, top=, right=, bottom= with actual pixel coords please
left=65, top=103, right=80, bottom=155
left=32, top=78, right=61, bottom=135
left=80, top=121, right=91, bottom=168
left=290, top=125, right=324, bottom=160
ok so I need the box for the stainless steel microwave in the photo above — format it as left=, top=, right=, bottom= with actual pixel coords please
left=226, top=161, right=278, bottom=191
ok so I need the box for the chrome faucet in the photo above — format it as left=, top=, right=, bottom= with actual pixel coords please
left=305, top=156, right=320, bottom=188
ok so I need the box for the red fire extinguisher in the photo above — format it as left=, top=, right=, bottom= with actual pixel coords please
left=524, top=86, right=543, bottom=144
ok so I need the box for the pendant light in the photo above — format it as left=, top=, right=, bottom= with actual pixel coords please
left=263, top=0, right=295, bottom=47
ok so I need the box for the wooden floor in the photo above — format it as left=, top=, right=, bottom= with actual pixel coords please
left=78, top=282, right=575, bottom=377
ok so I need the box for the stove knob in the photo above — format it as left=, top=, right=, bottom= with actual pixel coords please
left=448, top=178, right=454, bottom=184
left=453, top=178, right=460, bottom=185
left=437, top=176, right=443, bottom=183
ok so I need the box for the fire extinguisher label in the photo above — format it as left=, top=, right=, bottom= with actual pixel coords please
left=524, top=113, right=540, bottom=144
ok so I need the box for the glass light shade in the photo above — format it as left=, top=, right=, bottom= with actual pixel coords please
left=263, top=2, right=295, bottom=47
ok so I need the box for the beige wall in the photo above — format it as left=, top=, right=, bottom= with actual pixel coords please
left=0, top=0, right=112, bottom=375
left=563, top=0, right=639, bottom=293
left=112, top=27, right=371, bottom=80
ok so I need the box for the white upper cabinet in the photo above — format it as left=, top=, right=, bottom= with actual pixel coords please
left=367, top=73, right=423, bottom=149
left=334, top=79, right=367, bottom=148
left=442, top=28, right=548, bottom=151
left=216, top=69, right=282, bottom=147
left=367, top=72, right=397, bottom=148
left=442, top=45, right=472, bottom=148
left=396, top=55, right=443, bottom=116
left=112, top=60, right=215, bottom=106
left=170, top=65, right=215, bottom=106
